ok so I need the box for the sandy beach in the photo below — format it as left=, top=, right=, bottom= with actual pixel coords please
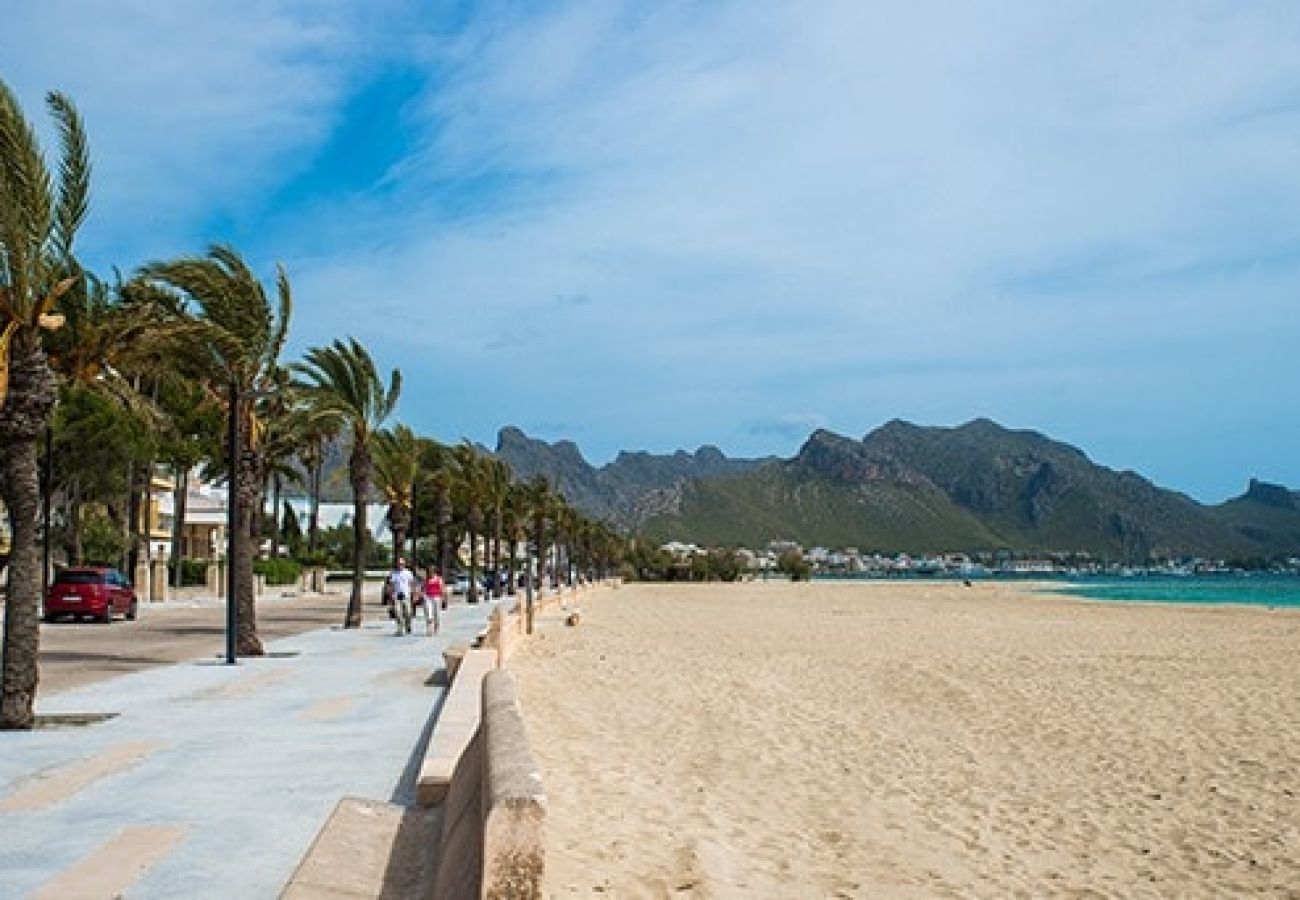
left=511, top=581, right=1300, bottom=898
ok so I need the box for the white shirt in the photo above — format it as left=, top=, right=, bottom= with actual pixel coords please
left=389, top=567, right=415, bottom=597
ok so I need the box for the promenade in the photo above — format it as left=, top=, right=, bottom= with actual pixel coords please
left=0, top=589, right=498, bottom=898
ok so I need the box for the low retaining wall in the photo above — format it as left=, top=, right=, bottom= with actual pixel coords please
left=431, top=669, right=545, bottom=900
left=417, top=648, right=497, bottom=807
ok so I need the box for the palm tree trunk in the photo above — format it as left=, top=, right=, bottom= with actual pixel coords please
left=467, top=507, right=481, bottom=604
left=346, top=441, right=369, bottom=628
left=390, top=520, right=405, bottom=569
left=235, top=446, right=263, bottom=656
left=308, top=460, right=321, bottom=556
left=507, top=530, right=518, bottom=597
left=435, top=482, right=451, bottom=578
left=0, top=328, right=58, bottom=729
left=490, top=511, right=502, bottom=598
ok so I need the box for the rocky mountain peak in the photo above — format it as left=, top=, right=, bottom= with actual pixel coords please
left=1242, top=478, right=1298, bottom=510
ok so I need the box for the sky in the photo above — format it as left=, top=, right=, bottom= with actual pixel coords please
left=5, top=0, right=1300, bottom=503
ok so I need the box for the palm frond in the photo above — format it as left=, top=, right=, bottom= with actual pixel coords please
left=0, top=77, right=55, bottom=317
left=47, top=91, right=90, bottom=260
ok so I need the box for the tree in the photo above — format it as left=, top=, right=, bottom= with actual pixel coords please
left=451, top=443, right=490, bottom=604
left=293, top=338, right=400, bottom=628
left=0, top=83, right=91, bottom=728
left=141, top=245, right=293, bottom=656
left=298, top=415, right=338, bottom=558
left=514, top=476, right=554, bottom=631
left=483, top=456, right=512, bottom=598
left=502, top=481, right=530, bottom=597
left=48, top=384, right=153, bottom=565
left=373, top=424, right=421, bottom=566
left=415, top=439, right=455, bottom=577
left=777, top=548, right=812, bottom=581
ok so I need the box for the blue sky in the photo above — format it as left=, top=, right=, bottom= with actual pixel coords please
left=5, top=1, right=1300, bottom=502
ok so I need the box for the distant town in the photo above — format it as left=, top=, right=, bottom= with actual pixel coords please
left=655, top=540, right=1300, bottom=579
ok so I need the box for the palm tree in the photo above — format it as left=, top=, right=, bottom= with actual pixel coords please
left=519, top=475, right=554, bottom=631
left=418, top=439, right=454, bottom=578
left=451, top=443, right=490, bottom=604
left=141, top=246, right=293, bottom=656
left=298, top=415, right=338, bottom=558
left=0, top=83, right=90, bottom=729
left=257, top=384, right=312, bottom=559
left=503, top=481, right=530, bottom=597
left=373, top=424, right=421, bottom=566
left=483, top=456, right=512, bottom=598
left=293, top=338, right=400, bottom=628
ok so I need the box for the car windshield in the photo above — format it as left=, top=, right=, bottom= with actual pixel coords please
left=54, top=571, right=106, bottom=585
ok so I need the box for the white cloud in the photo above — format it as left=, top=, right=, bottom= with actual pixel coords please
left=1, top=0, right=381, bottom=263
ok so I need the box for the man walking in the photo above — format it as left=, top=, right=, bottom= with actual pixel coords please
left=388, top=557, right=415, bottom=635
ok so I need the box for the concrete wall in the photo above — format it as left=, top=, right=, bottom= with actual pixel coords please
left=431, top=670, right=545, bottom=900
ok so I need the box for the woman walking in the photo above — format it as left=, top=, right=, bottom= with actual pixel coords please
left=421, top=567, right=445, bottom=636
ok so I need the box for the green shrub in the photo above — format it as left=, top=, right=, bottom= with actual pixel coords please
left=168, top=558, right=209, bottom=586
left=776, top=549, right=812, bottom=581
left=254, top=557, right=302, bottom=586
left=82, top=508, right=126, bottom=567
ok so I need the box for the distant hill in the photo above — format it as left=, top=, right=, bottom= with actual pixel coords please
left=1210, top=478, right=1300, bottom=556
left=641, top=419, right=1298, bottom=560
left=493, top=426, right=775, bottom=529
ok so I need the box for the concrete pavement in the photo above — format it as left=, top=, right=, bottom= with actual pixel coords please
left=0, top=592, right=500, bottom=898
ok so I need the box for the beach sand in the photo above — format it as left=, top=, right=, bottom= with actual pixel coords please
left=510, top=581, right=1300, bottom=898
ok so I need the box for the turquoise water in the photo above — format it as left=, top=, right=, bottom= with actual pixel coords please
left=1055, top=575, right=1300, bottom=609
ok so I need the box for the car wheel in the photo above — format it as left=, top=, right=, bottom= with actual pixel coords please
left=98, top=606, right=112, bottom=624
left=43, top=612, right=58, bottom=623
left=126, top=600, right=137, bottom=621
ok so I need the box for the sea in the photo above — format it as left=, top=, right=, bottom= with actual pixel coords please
left=816, top=572, right=1300, bottom=609
left=1052, top=573, right=1300, bottom=609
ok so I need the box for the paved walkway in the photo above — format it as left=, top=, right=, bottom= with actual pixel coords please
left=0, top=596, right=499, bottom=898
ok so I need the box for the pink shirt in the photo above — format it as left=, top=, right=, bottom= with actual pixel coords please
left=424, top=575, right=444, bottom=599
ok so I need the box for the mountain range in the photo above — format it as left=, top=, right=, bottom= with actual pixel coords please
left=495, top=419, right=1300, bottom=561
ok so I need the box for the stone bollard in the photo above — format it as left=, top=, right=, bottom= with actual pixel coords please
left=150, top=558, right=169, bottom=603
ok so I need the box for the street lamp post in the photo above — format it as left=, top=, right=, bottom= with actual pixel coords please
left=225, top=381, right=239, bottom=665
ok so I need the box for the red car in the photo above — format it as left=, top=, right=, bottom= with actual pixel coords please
left=43, top=567, right=138, bottom=623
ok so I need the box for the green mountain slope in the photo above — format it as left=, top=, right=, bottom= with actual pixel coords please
left=644, top=419, right=1288, bottom=559
left=1211, top=479, right=1300, bottom=556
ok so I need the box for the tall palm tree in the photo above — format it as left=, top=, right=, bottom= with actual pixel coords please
left=298, top=415, right=338, bottom=558
left=0, top=83, right=90, bottom=729
left=519, top=475, right=553, bottom=630
left=293, top=338, right=400, bottom=628
left=257, top=384, right=311, bottom=559
left=418, top=439, right=454, bottom=578
left=503, top=481, right=530, bottom=597
left=483, top=456, right=512, bottom=598
left=141, top=246, right=293, bottom=656
left=451, top=443, right=490, bottom=604
left=373, top=424, right=421, bottom=566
